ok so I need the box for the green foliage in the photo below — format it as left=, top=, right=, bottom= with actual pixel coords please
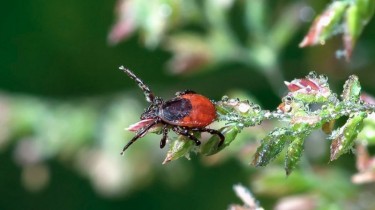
left=342, top=75, right=361, bottom=102
left=109, top=0, right=303, bottom=96
left=201, top=125, right=240, bottom=155
left=330, top=112, right=366, bottom=161
left=284, top=135, right=305, bottom=175
left=252, top=128, right=289, bottom=167
left=2, top=0, right=375, bottom=209
left=162, top=72, right=375, bottom=175
left=300, top=0, right=375, bottom=60
left=163, top=136, right=195, bottom=164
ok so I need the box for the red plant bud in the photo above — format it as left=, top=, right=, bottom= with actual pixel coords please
left=299, top=2, right=348, bottom=47
left=126, top=119, right=157, bottom=132
left=285, top=78, right=321, bottom=93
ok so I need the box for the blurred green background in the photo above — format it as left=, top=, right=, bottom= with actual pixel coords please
left=1, top=0, right=375, bottom=209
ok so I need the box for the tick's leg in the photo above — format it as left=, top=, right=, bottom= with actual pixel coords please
left=119, top=66, right=155, bottom=103
left=172, top=127, right=201, bottom=146
left=175, top=90, right=196, bottom=97
left=121, top=120, right=158, bottom=155
left=160, top=125, right=169, bottom=149
left=192, top=128, right=225, bottom=147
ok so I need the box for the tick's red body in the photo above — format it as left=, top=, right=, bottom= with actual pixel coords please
left=161, top=93, right=216, bottom=127
left=119, top=66, right=224, bottom=154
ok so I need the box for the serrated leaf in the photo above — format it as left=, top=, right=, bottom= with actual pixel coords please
left=299, top=1, right=349, bottom=47
left=201, top=125, right=240, bottom=156
left=252, top=128, right=289, bottom=166
left=358, top=113, right=375, bottom=145
left=330, top=112, right=367, bottom=161
left=318, top=1, right=348, bottom=41
left=163, top=136, right=195, bottom=164
left=342, top=75, right=361, bottom=102
left=285, top=136, right=305, bottom=175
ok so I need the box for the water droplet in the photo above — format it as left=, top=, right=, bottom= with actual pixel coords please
left=221, top=95, right=229, bottom=101
left=228, top=98, right=239, bottom=106
left=284, top=96, right=293, bottom=103
left=329, top=93, right=338, bottom=103
left=238, top=102, right=251, bottom=113
left=264, top=112, right=271, bottom=118
left=345, top=101, right=354, bottom=107
left=307, top=71, right=317, bottom=79
left=243, top=99, right=251, bottom=104
left=252, top=104, right=261, bottom=113
left=319, top=74, right=328, bottom=83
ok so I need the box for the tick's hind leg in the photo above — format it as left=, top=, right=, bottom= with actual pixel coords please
left=121, top=120, right=158, bottom=155
left=160, top=124, right=169, bottom=149
left=172, top=127, right=201, bottom=146
left=192, top=128, right=225, bottom=147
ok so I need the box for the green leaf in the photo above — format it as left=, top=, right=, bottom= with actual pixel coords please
left=201, top=125, right=240, bottom=156
left=358, top=114, right=375, bottom=145
left=319, top=1, right=349, bottom=41
left=330, top=112, right=367, bottom=161
left=285, top=136, right=305, bottom=175
left=163, top=136, right=195, bottom=164
left=299, top=1, right=349, bottom=47
left=252, top=128, right=289, bottom=166
left=342, top=75, right=361, bottom=102
left=292, top=92, right=330, bottom=103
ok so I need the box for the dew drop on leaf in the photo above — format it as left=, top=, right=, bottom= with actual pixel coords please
left=319, top=74, right=328, bottom=83
left=252, top=104, right=261, bottom=113
left=221, top=95, right=229, bottom=101
left=307, top=71, right=318, bottom=79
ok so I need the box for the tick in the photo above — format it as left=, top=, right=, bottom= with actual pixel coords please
left=119, top=66, right=224, bottom=154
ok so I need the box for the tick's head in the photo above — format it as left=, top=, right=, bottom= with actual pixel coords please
left=141, top=97, right=164, bottom=120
